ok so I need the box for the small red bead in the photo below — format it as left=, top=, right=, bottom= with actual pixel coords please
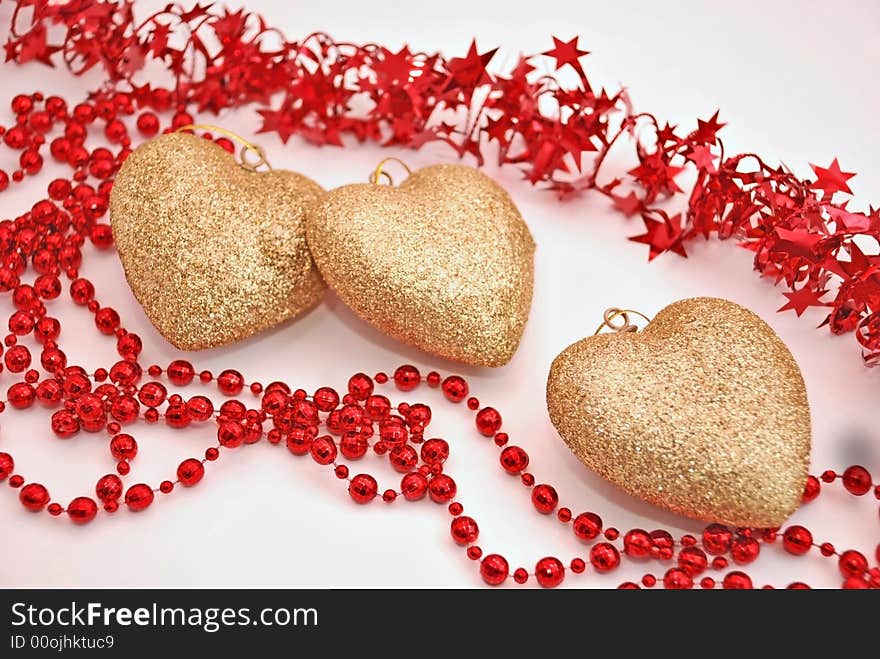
left=819, top=542, right=835, bottom=557
left=393, top=365, right=420, bottom=391
left=535, top=557, right=565, bottom=588
left=48, top=503, right=64, bottom=517
left=782, top=525, right=813, bottom=555
left=349, top=474, right=378, bottom=504
left=480, top=554, right=509, bottom=586
left=513, top=568, right=528, bottom=584
left=557, top=507, right=572, bottom=523
left=841, top=465, right=872, bottom=496
left=426, top=371, right=441, bottom=387
left=9, top=475, right=24, bottom=488
left=820, top=470, right=837, bottom=483
left=334, top=465, right=349, bottom=479
left=641, top=574, right=657, bottom=588
left=205, top=447, right=220, bottom=461
left=531, top=484, right=559, bottom=514
left=466, top=397, right=479, bottom=411
left=125, top=484, right=154, bottom=512
left=590, top=542, right=620, bottom=572
left=382, top=489, right=397, bottom=503
left=441, top=375, right=468, bottom=402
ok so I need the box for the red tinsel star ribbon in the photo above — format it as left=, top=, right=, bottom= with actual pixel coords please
left=2, top=0, right=879, bottom=366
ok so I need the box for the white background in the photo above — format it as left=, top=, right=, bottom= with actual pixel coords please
left=1, top=1, right=878, bottom=588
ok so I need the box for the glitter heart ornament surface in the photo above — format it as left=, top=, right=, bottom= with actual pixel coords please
left=546, top=297, right=811, bottom=528
left=110, top=132, right=326, bottom=350
left=306, top=164, right=535, bottom=367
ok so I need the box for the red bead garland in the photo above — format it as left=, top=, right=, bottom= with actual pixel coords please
left=0, top=88, right=872, bottom=588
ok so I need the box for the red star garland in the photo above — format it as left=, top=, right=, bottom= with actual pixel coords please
left=2, top=1, right=880, bottom=367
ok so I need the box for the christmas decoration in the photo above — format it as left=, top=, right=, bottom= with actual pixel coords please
left=307, top=162, right=534, bottom=366
left=111, top=130, right=325, bottom=349
left=0, top=2, right=876, bottom=590
left=547, top=298, right=810, bottom=527
left=3, top=1, right=877, bottom=366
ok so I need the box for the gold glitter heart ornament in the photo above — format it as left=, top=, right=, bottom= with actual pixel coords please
left=110, top=132, right=326, bottom=350
left=546, top=297, right=811, bottom=528
left=306, top=164, right=535, bottom=367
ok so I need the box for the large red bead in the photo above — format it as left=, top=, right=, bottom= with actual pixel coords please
left=217, top=369, right=244, bottom=395
left=731, top=536, right=760, bottom=564
left=499, top=446, right=529, bottom=474
left=218, top=421, right=245, bottom=448
left=589, top=542, right=620, bottom=572
left=125, top=484, right=154, bottom=512
left=838, top=550, right=868, bottom=578
left=721, top=571, right=753, bottom=589
left=19, top=483, right=49, bottom=511
left=573, top=512, right=603, bottom=541
left=475, top=407, right=502, bottom=436
left=393, top=365, right=420, bottom=391
left=347, top=373, right=373, bottom=400
left=349, top=474, right=378, bottom=504
left=480, top=554, right=509, bottom=586
left=313, top=387, right=340, bottom=412
left=420, top=438, right=449, bottom=465
left=531, top=484, right=558, bottom=514
left=0, top=452, right=14, bottom=480
left=702, top=523, right=732, bottom=555
left=67, top=497, right=98, bottom=524
left=441, top=375, right=468, bottom=402
left=95, top=474, right=123, bottom=502
left=623, top=528, right=651, bottom=558
left=177, top=458, right=205, bottom=486
left=109, top=433, right=137, bottom=460
left=389, top=445, right=418, bottom=473
left=450, top=516, right=479, bottom=545
left=166, top=360, right=195, bottom=385
left=310, top=436, right=337, bottom=465
left=663, top=567, right=693, bottom=590
left=677, top=546, right=709, bottom=576
left=428, top=474, right=457, bottom=503
left=782, top=525, right=813, bottom=555
left=842, top=466, right=872, bottom=496
left=535, top=557, right=565, bottom=588
left=401, top=472, right=428, bottom=501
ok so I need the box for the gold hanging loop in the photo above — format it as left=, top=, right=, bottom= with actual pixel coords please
left=368, top=157, right=412, bottom=186
left=593, top=308, right=652, bottom=336
left=175, top=124, right=272, bottom=172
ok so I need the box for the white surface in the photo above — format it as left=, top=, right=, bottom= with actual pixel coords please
left=1, top=1, right=878, bottom=588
